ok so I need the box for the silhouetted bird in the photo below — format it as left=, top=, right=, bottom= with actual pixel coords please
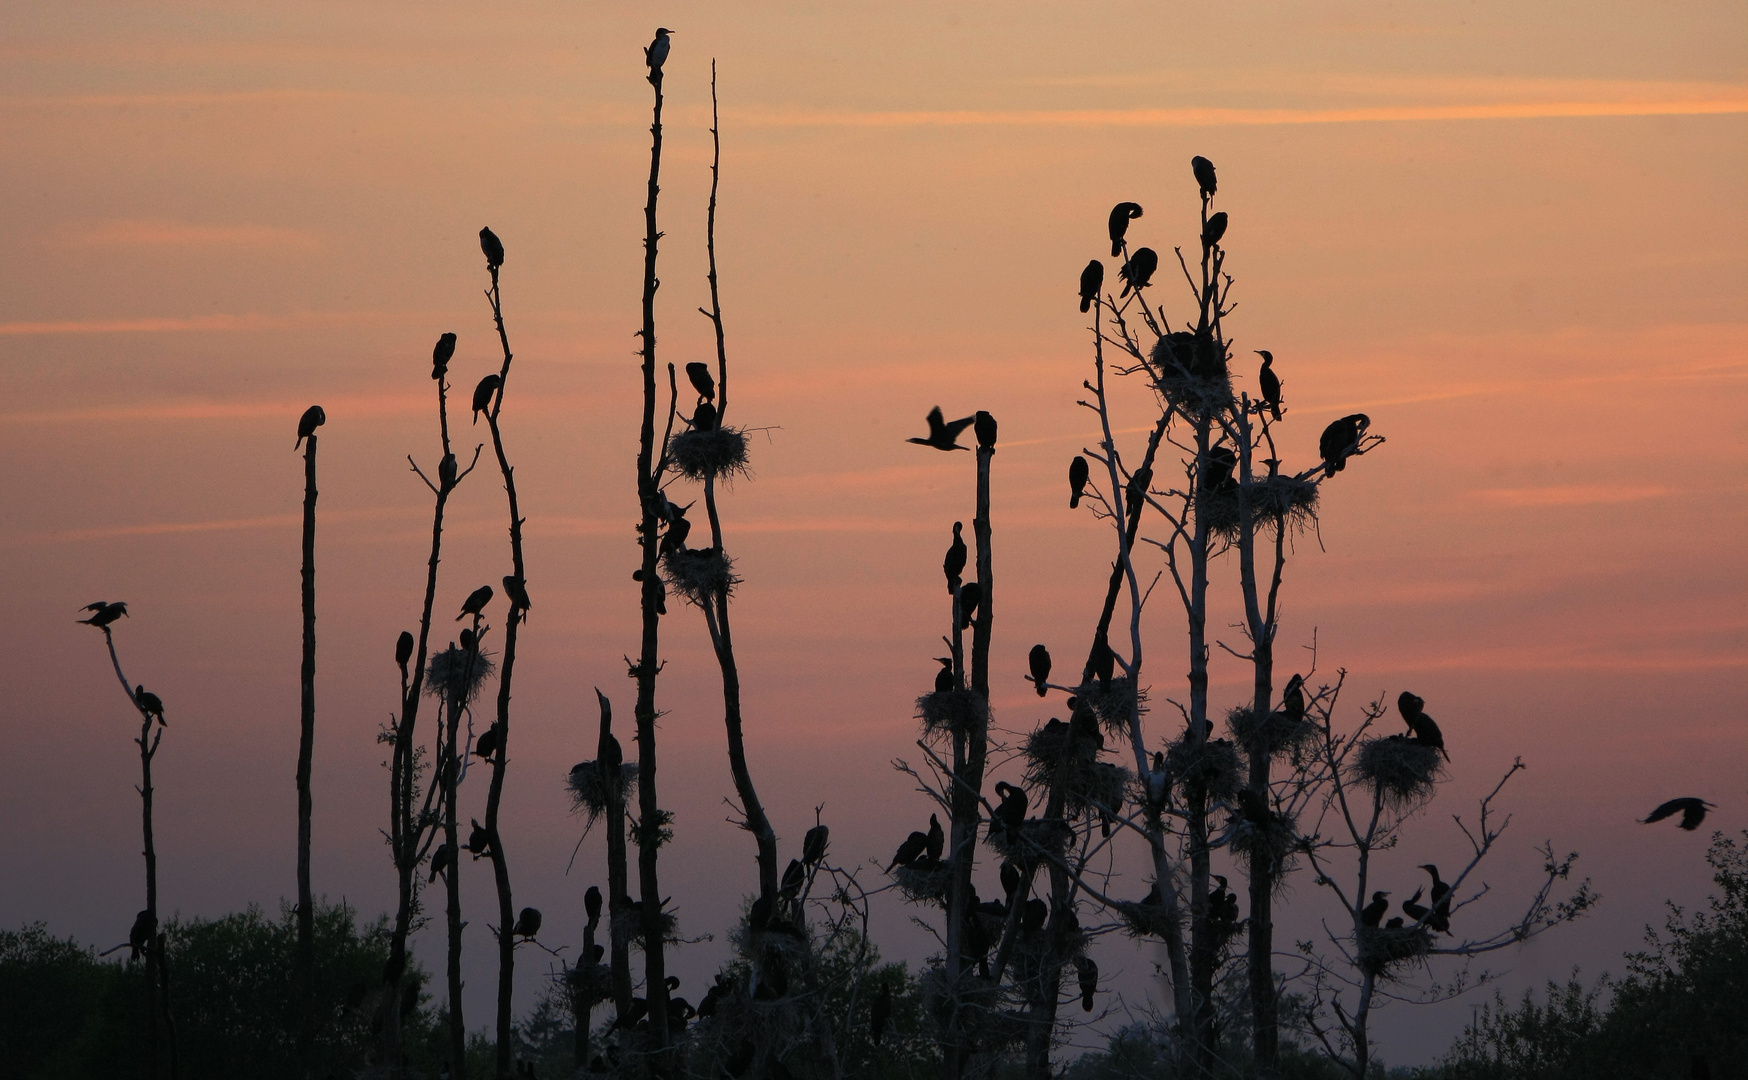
left=433, top=332, right=457, bottom=381
left=780, top=858, right=805, bottom=901
left=944, top=521, right=967, bottom=594
left=957, top=581, right=982, bottom=630
left=457, top=585, right=493, bottom=621
left=503, top=575, right=532, bottom=619
left=459, top=628, right=477, bottom=652
left=925, top=813, right=944, bottom=862
left=1079, top=259, right=1104, bottom=313
left=1107, top=201, right=1144, bottom=256
left=907, top=406, right=975, bottom=451
left=1022, top=897, right=1048, bottom=934
left=1400, top=887, right=1429, bottom=924
left=661, top=512, right=692, bottom=554
left=585, top=885, right=603, bottom=924
left=479, top=226, right=504, bottom=270
left=1420, top=865, right=1453, bottom=932
left=512, top=907, right=542, bottom=939
left=1205, top=445, right=1237, bottom=492
left=1361, top=891, right=1390, bottom=928
left=685, top=361, right=715, bottom=401
left=991, top=781, right=1027, bottom=840
left=870, top=983, right=892, bottom=1045
left=429, top=843, right=453, bottom=883
left=1385, top=916, right=1403, bottom=929
left=129, top=909, right=155, bottom=961
left=396, top=630, right=415, bottom=668
left=1256, top=351, right=1282, bottom=420
left=1119, top=247, right=1158, bottom=296
left=645, top=27, right=673, bottom=76
left=475, top=724, right=501, bottom=759
left=1281, top=673, right=1305, bottom=721
left=1071, top=954, right=1098, bottom=1011
left=933, top=656, right=955, bottom=694
left=693, top=401, right=718, bottom=432
left=1191, top=155, right=1218, bottom=197
left=1028, top=644, right=1051, bottom=696
left=467, top=819, right=491, bottom=859
left=78, top=600, right=127, bottom=627
left=1398, top=691, right=1425, bottom=721
left=1069, top=455, right=1090, bottom=508
left=133, top=685, right=165, bottom=725
left=888, top=827, right=930, bottom=871
left=1203, top=211, right=1228, bottom=247
left=438, top=452, right=457, bottom=488
left=1091, top=637, right=1116, bottom=689
left=1001, top=860, right=1023, bottom=899
left=974, top=410, right=997, bottom=449
left=1318, top=413, right=1369, bottom=477
left=1643, top=797, right=1716, bottom=832
left=1404, top=707, right=1449, bottom=761
left=1146, top=750, right=1169, bottom=805
left=803, top=823, right=829, bottom=865
left=295, top=405, right=326, bottom=450
left=472, top=374, right=502, bottom=424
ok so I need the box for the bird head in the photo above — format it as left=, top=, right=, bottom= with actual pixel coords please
left=1254, top=350, right=1272, bottom=362
left=655, top=27, right=673, bottom=35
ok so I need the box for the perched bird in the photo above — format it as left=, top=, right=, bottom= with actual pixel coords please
left=1281, top=674, right=1305, bottom=722
left=1420, top=864, right=1450, bottom=906
left=1079, top=259, right=1104, bottom=313
left=133, top=685, right=165, bottom=725
left=780, top=858, right=806, bottom=900
left=1402, top=700, right=1449, bottom=761
left=1204, top=445, right=1237, bottom=492
left=472, top=374, right=502, bottom=424
left=79, top=600, right=128, bottom=627
left=887, top=828, right=930, bottom=871
left=869, top=983, right=893, bottom=1046
left=645, top=27, right=673, bottom=75
left=511, top=907, right=542, bottom=939
left=933, top=656, right=955, bottom=695
left=502, top=575, right=532, bottom=619
left=1145, top=750, right=1169, bottom=806
left=432, top=332, right=457, bottom=381
left=906, top=406, right=975, bottom=451
left=957, top=581, right=982, bottom=631
left=1022, top=898, right=1048, bottom=934
left=1420, top=864, right=1452, bottom=932
left=1210, top=876, right=1241, bottom=933
left=802, top=823, right=830, bottom=865
left=457, top=585, right=493, bottom=621
left=467, top=819, right=491, bottom=859
left=1119, top=247, right=1158, bottom=296
left=295, top=405, right=326, bottom=450
left=1075, top=954, right=1099, bottom=1012
left=1361, top=891, right=1390, bottom=928
left=396, top=631, right=415, bottom=668
left=475, top=724, right=501, bottom=759
left=1028, top=644, right=1052, bottom=697
left=1400, top=887, right=1430, bottom=925
left=944, top=521, right=967, bottom=594
left=991, top=781, right=1027, bottom=840
left=1001, top=860, right=1023, bottom=899
left=479, top=227, right=505, bottom=270
left=685, top=361, right=716, bottom=402
left=974, top=410, right=997, bottom=450
left=1385, top=916, right=1404, bottom=930
left=129, top=909, right=156, bottom=961
left=1107, top=201, right=1144, bottom=257
left=1090, top=638, right=1116, bottom=689
left=1069, top=455, right=1090, bottom=509
left=1398, top=691, right=1425, bottom=721
left=459, top=628, right=477, bottom=653
left=429, top=843, right=453, bottom=884
left=438, top=452, right=458, bottom=489
left=1203, top=211, right=1229, bottom=247
left=693, top=401, right=718, bottom=432
left=1318, top=414, right=1369, bottom=477
left=1256, top=351, right=1282, bottom=420
left=925, top=813, right=944, bottom=862
left=584, top=885, right=603, bottom=925
left=1191, top=155, right=1218, bottom=197
left=1643, top=797, right=1716, bottom=832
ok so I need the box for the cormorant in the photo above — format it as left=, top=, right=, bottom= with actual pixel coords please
left=780, top=858, right=805, bottom=900
left=1119, top=247, right=1158, bottom=296
left=1001, top=860, right=1024, bottom=899
left=459, top=628, right=477, bottom=652
left=934, top=657, right=955, bottom=695
left=1091, top=637, right=1116, bottom=689
left=584, top=885, right=603, bottom=923
left=457, top=585, right=493, bottom=621
left=1420, top=863, right=1450, bottom=906
left=472, top=374, right=502, bottom=424
left=511, top=907, right=542, bottom=939
left=1205, top=445, right=1237, bottom=492
left=1400, top=887, right=1429, bottom=924
left=1191, top=155, right=1218, bottom=197
left=439, top=452, right=457, bottom=488
left=1398, top=691, right=1425, bottom=721
left=1203, top=211, right=1229, bottom=247
left=479, top=226, right=504, bottom=270
left=1643, top=797, right=1716, bottom=832
left=645, top=28, right=673, bottom=75
left=1146, top=751, right=1169, bottom=806
left=396, top=631, right=415, bottom=668
left=79, top=600, right=129, bottom=628
left=992, top=781, right=1027, bottom=839
left=133, top=686, right=165, bottom=725
left=1075, top=955, right=1099, bottom=1011
left=925, top=813, right=944, bottom=862
left=661, top=513, right=692, bottom=554
left=870, top=983, right=892, bottom=1045
left=802, top=823, right=830, bottom=865
left=1419, top=865, right=1453, bottom=932
left=295, top=405, right=326, bottom=450
left=1079, top=259, right=1104, bottom=313
left=1210, top=875, right=1241, bottom=928
left=1281, top=673, right=1305, bottom=722
left=1107, top=202, right=1143, bottom=256
left=503, top=575, right=532, bottom=618
left=693, top=401, right=718, bottom=432
left=1361, top=891, right=1389, bottom=928
left=1318, top=414, right=1369, bottom=477
left=474, top=724, right=501, bottom=759
left=467, top=819, right=491, bottom=859
left=974, top=410, right=997, bottom=449
left=432, top=332, right=457, bottom=381
left=685, top=361, right=715, bottom=401
left=957, top=581, right=982, bottom=630
left=1069, top=455, right=1090, bottom=508
left=944, top=521, right=967, bottom=594
left=129, top=909, right=155, bottom=961
left=429, top=843, right=453, bottom=883
left=1398, top=696, right=1448, bottom=760
left=1256, top=351, right=1282, bottom=420
left=887, top=828, right=930, bottom=871
left=1022, top=898, right=1048, bottom=933
left=1028, top=643, right=1051, bottom=696
left=906, top=406, right=975, bottom=451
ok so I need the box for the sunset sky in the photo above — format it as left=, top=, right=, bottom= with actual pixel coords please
left=1, top=1, right=1743, bottom=1065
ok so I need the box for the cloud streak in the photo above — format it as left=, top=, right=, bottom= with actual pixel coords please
left=64, top=219, right=321, bottom=250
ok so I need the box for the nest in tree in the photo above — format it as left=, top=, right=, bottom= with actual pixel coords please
left=663, top=547, right=738, bottom=605
left=612, top=906, right=681, bottom=951
left=984, top=818, right=1074, bottom=865
left=565, top=760, right=640, bottom=828
left=1077, top=676, right=1145, bottom=736
left=1227, top=808, right=1301, bottom=880
left=1227, top=705, right=1318, bottom=757
left=1353, top=735, right=1443, bottom=806
left=669, top=426, right=751, bottom=482
left=1202, top=474, right=1320, bottom=540
left=1164, top=736, right=1242, bottom=803
left=1117, top=898, right=1177, bottom=940
left=893, top=858, right=954, bottom=904
left=1150, top=332, right=1233, bottom=414
left=1357, top=924, right=1433, bottom=976
left=565, top=960, right=612, bottom=1007
left=1067, top=761, right=1131, bottom=822
left=423, top=647, right=495, bottom=705
left=916, top=688, right=988, bottom=738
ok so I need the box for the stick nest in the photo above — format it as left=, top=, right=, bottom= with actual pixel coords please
left=984, top=818, right=1074, bottom=866
left=663, top=547, right=739, bottom=605
left=565, top=760, right=640, bottom=828
left=1227, top=705, right=1318, bottom=757
left=1150, top=332, right=1233, bottom=414
left=1358, top=924, right=1433, bottom=976
left=612, top=906, right=681, bottom=952
left=669, top=426, right=751, bottom=482
left=893, top=859, right=954, bottom=904
left=1076, top=676, right=1145, bottom=736
left=423, top=647, right=495, bottom=705
left=1202, top=474, right=1319, bottom=540
left=916, top=688, right=989, bottom=739
left=1067, top=761, right=1131, bottom=823
left=1227, top=807, right=1301, bottom=880
left=1164, top=736, right=1242, bottom=803
left=1353, top=735, right=1443, bottom=805
left=565, top=960, right=613, bottom=1008
left=1117, top=898, right=1178, bottom=940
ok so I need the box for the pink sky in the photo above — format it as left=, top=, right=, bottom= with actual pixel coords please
left=1, top=2, right=1743, bottom=1065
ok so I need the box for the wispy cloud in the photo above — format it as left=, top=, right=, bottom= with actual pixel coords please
left=1472, top=484, right=1671, bottom=508
left=14, top=506, right=416, bottom=544
left=64, top=219, right=321, bottom=250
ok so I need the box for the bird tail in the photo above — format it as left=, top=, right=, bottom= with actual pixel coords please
left=1270, top=404, right=1281, bottom=421
left=1080, top=296, right=1092, bottom=313
left=1070, top=492, right=1081, bottom=509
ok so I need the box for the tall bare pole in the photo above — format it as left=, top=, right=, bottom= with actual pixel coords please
left=295, top=411, right=321, bottom=1075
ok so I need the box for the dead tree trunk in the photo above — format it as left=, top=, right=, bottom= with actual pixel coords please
left=296, top=425, right=319, bottom=1076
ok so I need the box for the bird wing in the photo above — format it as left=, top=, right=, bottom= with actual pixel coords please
left=942, top=415, right=975, bottom=439
left=1643, top=798, right=1685, bottom=823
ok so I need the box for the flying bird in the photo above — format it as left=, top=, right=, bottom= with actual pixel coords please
left=906, top=406, right=975, bottom=451
left=1361, top=890, right=1390, bottom=928
left=472, top=374, right=502, bottom=424
left=943, top=521, right=967, bottom=594
left=1643, top=797, right=1716, bottom=832
left=432, top=332, right=457, bottom=381
left=1079, top=259, right=1104, bottom=313
left=924, top=813, right=944, bottom=862
left=1028, top=644, right=1051, bottom=697
left=1203, top=211, right=1229, bottom=247
left=133, top=685, right=165, bottom=725
left=1119, top=247, right=1158, bottom=296
left=511, top=907, right=542, bottom=939
left=1107, top=201, right=1143, bottom=256
left=974, top=410, right=997, bottom=449
left=685, top=361, right=716, bottom=401
left=645, top=27, right=673, bottom=75
left=479, top=226, right=504, bottom=270
left=1075, top=955, right=1099, bottom=1012
left=1191, top=155, right=1218, bottom=197
left=1256, top=351, right=1282, bottom=420
left=396, top=630, right=415, bottom=668
left=295, top=405, right=326, bottom=450
left=1069, top=455, right=1090, bottom=509
left=79, top=601, right=129, bottom=628
left=457, top=585, right=493, bottom=621
left=1318, top=414, right=1369, bottom=477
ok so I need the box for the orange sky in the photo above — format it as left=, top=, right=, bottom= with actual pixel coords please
left=2, top=2, right=1743, bottom=1065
